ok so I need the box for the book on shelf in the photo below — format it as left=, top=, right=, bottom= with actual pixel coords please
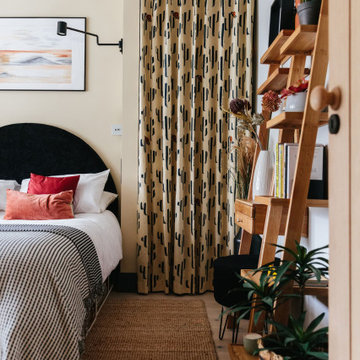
left=279, top=144, right=284, bottom=198
left=274, top=146, right=280, bottom=197
left=275, top=143, right=327, bottom=199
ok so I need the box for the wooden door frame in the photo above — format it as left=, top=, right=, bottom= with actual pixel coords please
left=350, top=0, right=360, bottom=358
left=328, top=0, right=358, bottom=358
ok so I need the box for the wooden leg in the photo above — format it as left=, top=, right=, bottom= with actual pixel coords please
left=248, top=202, right=283, bottom=333
left=258, top=202, right=283, bottom=266
left=239, top=230, right=252, bottom=255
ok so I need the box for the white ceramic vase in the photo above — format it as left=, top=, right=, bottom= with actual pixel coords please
left=271, top=99, right=284, bottom=118
left=252, top=150, right=273, bottom=200
left=285, top=92, right=307, bottom=112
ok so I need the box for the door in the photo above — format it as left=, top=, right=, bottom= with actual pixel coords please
left=328, top=0, right=360, bottom=358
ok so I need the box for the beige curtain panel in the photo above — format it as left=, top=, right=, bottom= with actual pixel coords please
left=137, top=0, right=255, bottom=294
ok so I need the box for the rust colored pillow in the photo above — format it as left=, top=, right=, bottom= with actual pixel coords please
left=4, top=190, right=74, bottom=220
left=28, top=173, right=80, bottom=196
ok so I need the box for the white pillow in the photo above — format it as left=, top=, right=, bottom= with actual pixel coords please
left=99, top=191, right=118, bottom=212
left=0, top=180, right=20, bottom=210
left=20, top=169, right=110, bottom=214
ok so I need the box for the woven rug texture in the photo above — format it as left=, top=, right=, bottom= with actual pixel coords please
left=82, top=295, right=218, bottom=360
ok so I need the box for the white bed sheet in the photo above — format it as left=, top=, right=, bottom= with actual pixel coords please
left=0, top=210, right=122, bottom=282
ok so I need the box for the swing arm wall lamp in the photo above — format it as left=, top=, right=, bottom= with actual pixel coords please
left=57, top=21, right=123, bottom=53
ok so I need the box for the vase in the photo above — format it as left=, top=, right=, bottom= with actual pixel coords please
left=271, top=100, right=284, bottom=118
left=243, top=333, right=262, bottom=355
left=252, top=150, right=273, bottom=200
left=297, top=0, right=322, bottom=25
left=285, top=92, right=307, bottom=112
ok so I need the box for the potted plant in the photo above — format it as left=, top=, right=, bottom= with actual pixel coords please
left=259, top=312, right=328, bottom=360
left=281, top=78, right=309, bottom=112
left=297, top=0, right=322, bottom=25
left=226, top=242, right=329, bottom=359
left=226, top=264, right=296, bottom=336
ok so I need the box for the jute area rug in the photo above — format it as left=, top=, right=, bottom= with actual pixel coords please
left=82, top=294, right=218, bottom=360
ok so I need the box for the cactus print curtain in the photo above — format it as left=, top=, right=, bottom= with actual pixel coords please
left=137, top=0, right=254, bottom=294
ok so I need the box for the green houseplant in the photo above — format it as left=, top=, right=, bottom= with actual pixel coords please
left=260, top=312, right=328, bottom=360
left=226, top=242, right=329, bottom=359
left=297, top=0, right=322, bottom=25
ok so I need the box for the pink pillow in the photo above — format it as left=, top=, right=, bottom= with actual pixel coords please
left=28, top=173, right=80, bottom=196
left=4, top=190, right=74, bottom=220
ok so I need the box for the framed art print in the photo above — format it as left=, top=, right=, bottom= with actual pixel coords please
left=0, top=17, right=86, bottom=91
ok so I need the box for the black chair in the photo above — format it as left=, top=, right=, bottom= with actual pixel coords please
left=213, top=233, right=262, bottom=344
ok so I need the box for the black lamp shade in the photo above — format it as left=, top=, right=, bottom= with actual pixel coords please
left=57, top=21, right=67, bottom=36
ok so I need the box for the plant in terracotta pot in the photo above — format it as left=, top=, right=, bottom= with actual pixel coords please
left=297, top=0, right=322, bottom=25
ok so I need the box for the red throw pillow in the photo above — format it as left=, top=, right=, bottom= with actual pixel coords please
left=4, top=190, right=74, bottom=220
left=28, top=173, right=80, bottom=196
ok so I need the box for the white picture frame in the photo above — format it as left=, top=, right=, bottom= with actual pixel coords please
left=0, top=17, right=86, bottom=91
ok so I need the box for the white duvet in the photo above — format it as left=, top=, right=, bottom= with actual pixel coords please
left=0, top=210, right=122, bottom=281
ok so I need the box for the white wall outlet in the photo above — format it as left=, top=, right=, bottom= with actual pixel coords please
left=112, top=124, right=123, bottom=136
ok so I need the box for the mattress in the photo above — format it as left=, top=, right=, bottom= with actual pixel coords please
left=0, top=210, right=122, bottom=281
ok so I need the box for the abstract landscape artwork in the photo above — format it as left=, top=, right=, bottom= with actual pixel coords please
left=0, top=18, right=85, bottom=91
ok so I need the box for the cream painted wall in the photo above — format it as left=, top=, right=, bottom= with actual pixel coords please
left=0, top=0, right=140, bottom=273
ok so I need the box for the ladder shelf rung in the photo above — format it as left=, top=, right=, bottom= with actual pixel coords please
left=254, top=196, right=329, bottom=208
left=257, top=68, right=310, bottom=95
left=266, top=111, right=328, bottom=129
left=241, top=270, right=328, bottom=297
left=281, top=25, right=318, bottom=56
left=261, top=30, right=294, bottom=65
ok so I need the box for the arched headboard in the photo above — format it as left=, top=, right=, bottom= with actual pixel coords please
left=0, top=123, right=118, bottom=217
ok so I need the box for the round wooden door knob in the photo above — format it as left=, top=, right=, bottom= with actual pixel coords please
left=310, top=86, right=341, bottom=111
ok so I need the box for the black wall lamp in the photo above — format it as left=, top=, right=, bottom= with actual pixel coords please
left=57, top=21, right=123, bottom=53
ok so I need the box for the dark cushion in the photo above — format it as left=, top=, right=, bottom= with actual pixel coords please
left=213, top=254, right=259, bottom=308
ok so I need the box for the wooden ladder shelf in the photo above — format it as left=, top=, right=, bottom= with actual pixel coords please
left=235, top=0, right=329, bottom=333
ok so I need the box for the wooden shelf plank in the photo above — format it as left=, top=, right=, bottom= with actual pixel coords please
left=241, top=270, right=329, bottom=297
left=228, top=344, right=258, bottom=360
left=254, top=196, right=328, bottom=208
left=260, top=30, right=294, bottom=65
left=257, top=68, right=311, bottom=95
left=257, top=68, right=290, bottom=95
left=307, top=199, right=329, bottom=208
left=293, top=285, right=328, bottom=297
left=281, top=25, right=318, bottom=56
left=266, top=111, right=328, bottom=129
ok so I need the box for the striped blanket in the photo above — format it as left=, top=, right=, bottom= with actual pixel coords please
left=0, top=225, right=103, bottom=360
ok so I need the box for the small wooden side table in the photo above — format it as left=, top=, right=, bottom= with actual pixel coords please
left=228, top=344, right=258, bottom=360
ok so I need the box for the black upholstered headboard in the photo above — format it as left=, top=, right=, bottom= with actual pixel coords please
left=0, top=123, right=118, bottom=217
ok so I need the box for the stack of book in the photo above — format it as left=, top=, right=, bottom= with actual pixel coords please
left=275, top=143, right=327, bottom=199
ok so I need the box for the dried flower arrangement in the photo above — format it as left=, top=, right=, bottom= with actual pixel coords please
left=222, top=98, right=265, bottom=150
left=262, top=90, right=282, bottom=113
left=228, top=135, right=256, bottom=199
left=222, top=98, right=264, bottom=199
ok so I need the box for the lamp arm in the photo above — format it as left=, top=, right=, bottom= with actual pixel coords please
left=67, top=26, right=123, bottom=52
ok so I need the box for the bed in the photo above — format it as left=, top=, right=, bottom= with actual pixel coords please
left=0, top=123, right=123, bottom=359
